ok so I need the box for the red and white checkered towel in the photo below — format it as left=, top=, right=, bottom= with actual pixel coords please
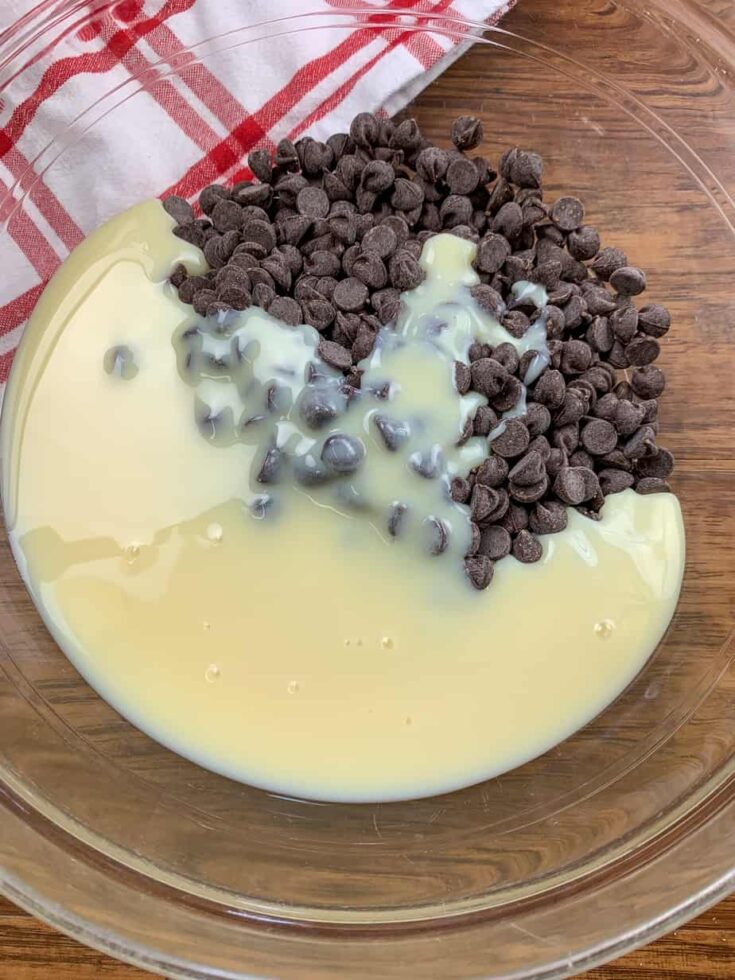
left=0, top=0, right=513, bottom=384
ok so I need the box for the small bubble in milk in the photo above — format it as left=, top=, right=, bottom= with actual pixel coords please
left=594, top=619, right=614, bottom=639
left=287, top=680, right=300, bottom=695
left=206, top=522, right=223, bottom=543
left=205, top=664, right=221, bottom=683
left=380, top=636, right=395, bottom=650
left=203, top=620, right=211, bottom=631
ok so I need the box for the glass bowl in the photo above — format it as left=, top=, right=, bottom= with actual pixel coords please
left=1, top=2, right=734, bottom=977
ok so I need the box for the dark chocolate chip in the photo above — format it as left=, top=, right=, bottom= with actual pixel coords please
left=591, top=246, right=627, bottom=281
left=636, top=477, right=671, bottom=494
left=321, top=433, right=365, bottom=473
left=636, top=447, right=674, bottom=479
left=296, top=186, right=330, bottom=218
left=638, top=303, right=671, bottom=338
left=479, top=525, right=512, bottom=560
left=388, top=250, right=424, bottom=290
left=610, top=265, right=647, bottom=296
left=465, top=554, right=494, bottom=590
left=580, top=419, right=617, bottom=455
left=625, top=335, right=660, bottom=366
left=550, top=196, right=584, bottom=231
left=491, top=419, right=530, bottom=458
left=510, top=528, right=542, bottom=563
left=451, top=115, right=484, bottom=150
left=529, top=499, right=568, bottom=535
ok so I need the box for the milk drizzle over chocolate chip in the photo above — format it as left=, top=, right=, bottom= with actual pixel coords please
left=174, top=233, right=548, bottom=568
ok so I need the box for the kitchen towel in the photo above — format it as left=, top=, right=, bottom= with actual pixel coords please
left=0, top=0, right=514, bottom=380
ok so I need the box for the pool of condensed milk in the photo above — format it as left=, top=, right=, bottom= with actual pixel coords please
left=0, top=201, right=684, bottom=802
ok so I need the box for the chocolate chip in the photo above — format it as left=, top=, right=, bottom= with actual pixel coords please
left=630, top=366, right=666, bottom=401
left=508, top=450, right=546, bottom=486
left=192, top=289, right=218, bottom=315
left=470, top=284, right=504, bottom=316
left=479, top=525, right=512, bottom=560
left=475, top=455, right=509, bottom=488
left=211, top=199, right=244, bottom=233
left=352, top=320, right=377, bottom=361
left=416, top=146, right=449, bottom=182
left=597, top=469, right=634, bottom=494
left=170, top=263, right=188, bottom=288
left=529, top=499, right=568, bottom=535
left=301, top=296, right=335, bottom=332
left=500, top=148, right=543, bottom=189
left=361, top=159, right=395, bottom=193
left=561, top=339, right=593, bottom=375
left=550, top=196, right=584, bottom=231
left=636, top=477, right=671, bottom=494
left=451, top=115, right=484, bottom=151
left=554, top=390, right=586, bottom=426
left=446, top=157, right=480, bottom=195
left=636, top=447, right=674, bottom=479
left=552, top=466, right=596, bottom=505
left=304, top=250, right=341, bottom=278
left=233, top=183, right=272, bottom=208
left=551, top=423, right=579, bottom=454
left=567, top=225, right=600, bottom=260
left=623, top=425, right=657, bottom=460
left=316, top=339, right=351, bottom=372
left=256, top=446, right=283, bottom=484
left=330, top=276, right=368, bottom=312
left=217, top=284, right=251, bottom=310
left=591, top=246, right=627, bottom=281
left=390, top=118, right=422, bottom=152
left=475, top=233, right=511, bottom=274
left=425, top=517, right=450, bottom=556
left=241, top=218, right=277, bottom=252
left=321, top=433, right=365, bottom=473
left=173, top=224, right=205, bottom=248
left=492, top=202, right=523, bottom=239
left=470, top=357, right=508, bottom=398
left=362, top=224, right=398, bottom=258
left=387, top=502, right=407, bottom=537
left=448, top=480, right=472, bottom=509
left=465, top=555, right=494, bottom=590
left=199, top=184, right=229, bottom=215
left=297, top=186, right=330, bottom=218
left=613, top=399, right=646, bottom=436
left=163, top=195, right=195, bottom=225
left=491, top=419, right=529, bottom=458
left=638, top=303, right=671, bottom=337
left=274, top=138, right=299, bottom=171
left=388, top=250, right=424, bottom=290
left=580, top=419, right=617, bottom=455
left=350, top=112, right=380, bottom=147
left=512, top=529, right=542, bottom=563
left=610, top=265, right=646, bottom=296
left=352, top=251, right=388, bottom=290
left=534, top=369, right=566, bottom=409
left=625, top=335, right=660, bottom=366
left=523, top=402, right=551, bottom=437
left=440, top=194, right=473, bottom=228
left=491, top=342, right=520, bottom=375
left=452, top=360, right=471, bottom=395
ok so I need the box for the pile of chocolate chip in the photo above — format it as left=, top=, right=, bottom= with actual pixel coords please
left=164, top=111, right=674, bottom=591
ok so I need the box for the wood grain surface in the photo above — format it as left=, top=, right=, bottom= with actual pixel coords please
left=2, top=0, right=735, bottom=977
left=1, top=892, right=733, bottom=978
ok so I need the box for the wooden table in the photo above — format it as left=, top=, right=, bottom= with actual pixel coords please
left=0, top=892, right=732, bottom=978
left=2, top=0, right=734, bottom=976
